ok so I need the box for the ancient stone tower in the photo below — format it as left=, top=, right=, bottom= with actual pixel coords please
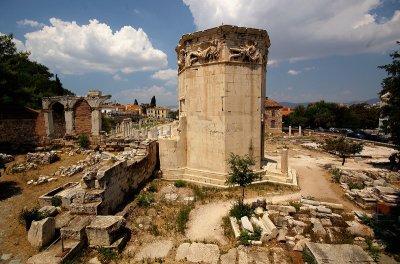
left=159, top=25, right=270, bottom=186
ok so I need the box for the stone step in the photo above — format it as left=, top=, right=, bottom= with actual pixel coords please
left=27, top=239, right=83, bottom=264
left=61, top=215, right=94, bottom=240
left=72, top=189, right=105, bottom=204
left=182, top=173, right=227, bottom=186
left=69, top=201, right=101, bottom=215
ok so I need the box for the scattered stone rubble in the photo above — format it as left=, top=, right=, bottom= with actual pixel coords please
left=336, top=168, right=400, bottom=211
left=11, top=162, right=37, bottom=173
left=56, top=151, right=112, bottom=177
left=10, top=151, right=59, bottom=173
left=230, top=198, right=377, bottom=252
left=26, top=151, right=60, bottom=164
left=0, top=153, right=14, bottom=163
left=27, top=175, right=57, bottom=185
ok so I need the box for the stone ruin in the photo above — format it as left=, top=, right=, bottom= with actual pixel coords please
left=26, top=140, right=158, bottom=263
left=42, top=90, right=111, bottom=139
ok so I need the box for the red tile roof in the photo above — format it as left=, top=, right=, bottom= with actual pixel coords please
left=265, top=98, right=283, bottom=108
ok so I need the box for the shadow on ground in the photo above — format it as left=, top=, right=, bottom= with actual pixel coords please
left=0, top=181, right=22, bottom=201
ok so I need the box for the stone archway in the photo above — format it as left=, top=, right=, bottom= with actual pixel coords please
left=73, top=100, right=92, bottom=135
left=51, top=102, right=66, bottom=138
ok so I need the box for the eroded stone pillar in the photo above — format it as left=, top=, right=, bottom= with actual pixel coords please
left=64, top=110, right=74, bottom=135
left=43, top=110, right=54, bottom=137
left=288, top=126, right=292, bottom=137
left=91, top=108, right=101, bottom=136
left=281, top=148, right=288, bottom=175
left=299, top=126, right=302, bottom=136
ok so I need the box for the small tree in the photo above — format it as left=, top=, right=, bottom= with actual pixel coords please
left=322, top=137, right=363, bottom=165
left=225, top=153, right=259, bottom=203
left=378, top=42, right=400, bottom=150
left=134, top=99, right=138, bottom=105
left=150, top=96, right=156, bottom=107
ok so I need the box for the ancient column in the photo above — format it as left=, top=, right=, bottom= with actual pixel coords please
left=288, top=126, right=292, bottom=137
left=43, top=109, right=54, bottom=137
left=64, top=109, right=74, bottom=135
left=299, top=126, right=302, bottom=136
left=91, top=107, right=102, bottom=136
left=281, top=148, right=288, bottom=175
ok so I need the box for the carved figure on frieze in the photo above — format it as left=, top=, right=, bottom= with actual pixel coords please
left=229, top=42, right=262, bottom=63
left=186, top=40, right=221, bottom=66
left=177, top=46, right=187, bottom=71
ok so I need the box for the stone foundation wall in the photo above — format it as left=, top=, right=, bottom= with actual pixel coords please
left=0, top=107, right=46, bottom=150
left=96, top=141, right=158, bottom=214
left=74, top=100, right=92, bottom=135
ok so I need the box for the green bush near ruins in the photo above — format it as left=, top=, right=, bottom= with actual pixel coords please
left=174, top=180, right=186, bottom=188
left=177, top=205, right=192, bottom=234
left=97, top=247, right=120, bottom=264
left=229, top=199, right=253, bottom=220
left=19, top=207, right=48, bottom=231
left=78, top=134, right=90, bottom=149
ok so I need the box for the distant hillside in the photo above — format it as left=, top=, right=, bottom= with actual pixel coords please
left=279, top=102, right=309, bottom=108
left=279, top=98, right=379, bottom=108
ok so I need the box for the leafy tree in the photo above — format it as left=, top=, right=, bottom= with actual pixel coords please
left=134, top=99, right=139, bottom=105
left=322, top=136, right=363, bottom=165
left=169, top=109, right=179, bottom=119
left=0, top=33, right=73, bottom=109
left=150, top=96, right=156, bottom=107
left=225, top=153, right=259, bottom=203
left=379, top=42, right=400, bottom=149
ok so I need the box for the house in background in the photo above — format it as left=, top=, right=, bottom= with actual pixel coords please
left=125, top=104, right=142, bottom=115
left=264, top=98, right=283, bottom=134
left=146, top=106, right=170, bottom=119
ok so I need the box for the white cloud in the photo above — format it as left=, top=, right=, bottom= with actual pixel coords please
left=151, top=69, right=178, bottom=86
left=114, top=85, right=177, bottom=105
left=17, top=19, right=46, bottom=28
left=183, top=0, right=400, bottom=62
left=288, top=69, right=300, bottom=75
left=24, top=18, right=167, bottom=74
left=112, top=74, right=127, bottom=82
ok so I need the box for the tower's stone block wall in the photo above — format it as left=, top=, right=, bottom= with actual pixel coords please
left=160, top=25, right=270, bottom=185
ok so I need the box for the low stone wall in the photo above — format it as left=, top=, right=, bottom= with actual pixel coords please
left=0, top=107, right=46, bottom=151
left=86, top=140, right=158, bottom=214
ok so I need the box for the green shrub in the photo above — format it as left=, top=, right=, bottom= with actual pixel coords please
left=136, top=193, right=154, bottom=207
left=19, top=208, right=47, bottom=230
left=365, top=237, right=381, bottom=262
left=239, top=231, right=252, bottom=246
left=78, top=134, right=90, bottom=149
left=330, top=168, right=342, bottom=183
left=51, top=196, right=62, bottom=207
left=238, top=226, right=262, bottom=246
left=174, top=180, right=186, bottom=188
left=348, top=183, right=363, bottom=190
left=289, top=201, right=301, bottom=212
left=149, top=224, right=160, bottom=236
left=177, top=205, right=192, bottom=234
left=190, top=184, right=206, bottom=200
left=252, top=226, right=262, bottom=241
left=97, top=247, right=120, bottom=264
left=147, top=182, right=158, bottom=193
left=302, top=250, right=317, bottom=264
left=222, top=216, right=234, bottom=238
left=230, top=200, right=253, bottom=220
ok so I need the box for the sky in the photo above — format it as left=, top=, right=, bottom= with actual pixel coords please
left=0, top=0, right=399, bottom=106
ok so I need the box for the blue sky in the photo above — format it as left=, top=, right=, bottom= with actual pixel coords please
left=1, top=0, right=399, bottom=106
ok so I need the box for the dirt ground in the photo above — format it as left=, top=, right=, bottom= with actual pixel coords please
left=0, top=137, right=398, bottom=263
left=0, top=152, right=87, bottom=261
